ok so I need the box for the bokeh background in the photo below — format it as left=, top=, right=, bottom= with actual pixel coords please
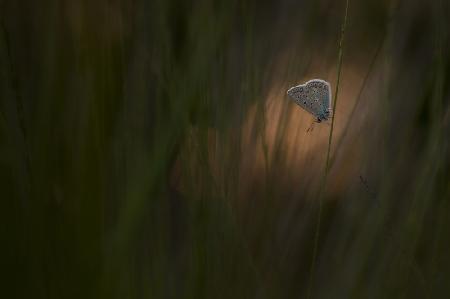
left=1, top=0, right=449, bottom=298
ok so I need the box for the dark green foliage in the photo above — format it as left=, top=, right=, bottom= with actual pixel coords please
left=1, top=0, right=449, bottom=298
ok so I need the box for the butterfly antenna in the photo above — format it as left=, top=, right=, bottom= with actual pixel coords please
left=306, top=120, right=315, bottom=133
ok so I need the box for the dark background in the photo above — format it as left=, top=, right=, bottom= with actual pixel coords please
left=1, top=0, right=449, bottom=298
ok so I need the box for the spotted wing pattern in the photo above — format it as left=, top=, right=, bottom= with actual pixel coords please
left=287, top=79, right=332, bottom=120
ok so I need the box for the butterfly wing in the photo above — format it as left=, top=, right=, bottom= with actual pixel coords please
left=287, top=79, right=332, bottom=120
left=306, top=82, right=323, bottom=117
left=287, top=85, right=318, bottom=117
left=316, top=80, right=332, bottom=110
left=307, top=80, right=332, bottom=116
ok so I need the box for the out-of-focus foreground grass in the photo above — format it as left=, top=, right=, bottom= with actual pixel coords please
left=1, top=0, right=449, bottom=298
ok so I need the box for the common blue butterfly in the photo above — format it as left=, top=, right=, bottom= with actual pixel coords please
left=287, top=79, right=332, bottom=122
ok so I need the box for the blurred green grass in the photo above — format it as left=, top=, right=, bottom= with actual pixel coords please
left=1, top=0, right=449, bottom=298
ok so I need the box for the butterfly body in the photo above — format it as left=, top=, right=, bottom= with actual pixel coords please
left=287, top=79, right=332, bottom=122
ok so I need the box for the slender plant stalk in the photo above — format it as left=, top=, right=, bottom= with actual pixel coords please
left=329, top=37, right=384, bottom=168
left=307, top=1, right=350, bottom=298
left=1, top=11, right=32, bottom=191
left=325, top=1, right=349, bottom=176
left=329, top=0, right=403, bottom=171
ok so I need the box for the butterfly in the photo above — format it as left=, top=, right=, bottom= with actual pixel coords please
left=287, top=79, right=333, bottom=123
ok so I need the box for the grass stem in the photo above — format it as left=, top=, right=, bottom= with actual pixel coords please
left=307, top=1, right=350, bottom=297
